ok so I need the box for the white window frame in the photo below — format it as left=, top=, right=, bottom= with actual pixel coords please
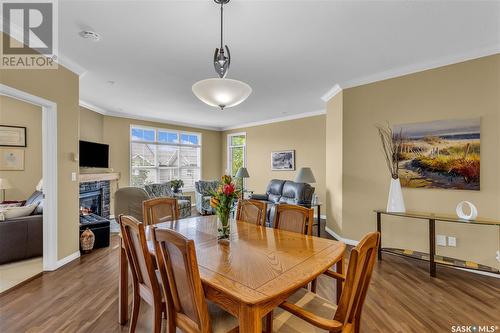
left=130, top=125, right=202, bottom=191
left=227, top=132, right=247, bottom=176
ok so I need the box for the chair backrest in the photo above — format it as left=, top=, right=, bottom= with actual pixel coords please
left=153, top=227, right=212, bottom=333
left=334, top=232, right=380, bottom=328
left=119, top=215, right=161, bottom=299
left=114, top=187, right=150, bottom=221
left=143, top=197, right=179, bottom=226
left=273, top=204, right=313, bottom=235
left=195, top=180, right=220, bottom=196
left=236, top=199, right=267, bottom=226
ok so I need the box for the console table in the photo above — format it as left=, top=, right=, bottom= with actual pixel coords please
left=375, top=210, right=500, bottom=277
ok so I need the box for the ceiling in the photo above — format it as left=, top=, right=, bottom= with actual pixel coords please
left=58, top=0, right=500, bottom=130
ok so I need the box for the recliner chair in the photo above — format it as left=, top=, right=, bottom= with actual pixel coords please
left=250, top=179, right=315, bottom=224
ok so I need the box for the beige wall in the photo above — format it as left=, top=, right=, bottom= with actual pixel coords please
left=329, top=54, right=500, bottom=269
left=79, top=107, right=103, bottom=143
left=222, top=115, right=326, bottom=215
left=326, top=92, right=343, bottom=235
left=1, top=33, right=81, bottom=261
left=0, top=96, right=42, bottom=200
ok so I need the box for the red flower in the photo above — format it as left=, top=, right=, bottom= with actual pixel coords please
left=222, top=183, right=235, bottom=196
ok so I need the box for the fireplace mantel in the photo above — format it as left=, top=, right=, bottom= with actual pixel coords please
left=79, top=172, right=120, bottom=183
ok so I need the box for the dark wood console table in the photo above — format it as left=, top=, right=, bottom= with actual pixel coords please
left=375, top=210, right=500, bottom=277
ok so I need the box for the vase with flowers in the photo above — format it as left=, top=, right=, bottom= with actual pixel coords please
left=210, top=175, right=240, bottom=242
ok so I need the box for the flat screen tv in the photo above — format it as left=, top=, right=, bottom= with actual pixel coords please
left=79, top=140, right=109, bottom=168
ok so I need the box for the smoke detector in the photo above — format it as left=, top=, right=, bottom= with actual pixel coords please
left=79, top=30, right=101, bottom=41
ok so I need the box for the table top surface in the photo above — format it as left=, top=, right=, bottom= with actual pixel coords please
left=148, top=215, right=345, bottom=305
left=375, top=209, right=500, bottom=226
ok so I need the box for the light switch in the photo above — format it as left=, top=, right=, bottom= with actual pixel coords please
left=447, top=236, right=457, bottom=247
left=71, top=172, right=77, bottom=181
left=436, top=235, right=446, bottom=247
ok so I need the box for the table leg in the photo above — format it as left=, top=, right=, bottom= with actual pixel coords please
left=238, top=304, right=262, bottom=333
left=336, top=257, right=344, bottom=304
left=376, top=212, right=382, bottom=261
left=429, top=218, right=436, bottom=277
left=119, top=240, right=128, bottom=325
left=317, top=205, right=321, bottom=237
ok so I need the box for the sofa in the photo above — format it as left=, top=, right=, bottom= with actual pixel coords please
left=194, top=180, right=220, bottom=215
left=250, top=179, right=315, bottom=224
left=144, top=182, right=192, bottom=219
left=0, top=191, right=43, bottom=265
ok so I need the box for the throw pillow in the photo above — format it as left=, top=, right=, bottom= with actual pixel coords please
left=0, top=203, right=22, bottom=209
left=0, top=203, right=38, bottom=221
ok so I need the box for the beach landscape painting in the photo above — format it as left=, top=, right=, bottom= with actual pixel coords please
left=394, top=118, right=480, bottom=190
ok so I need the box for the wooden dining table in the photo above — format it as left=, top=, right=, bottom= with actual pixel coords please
left=118, top=215, right=346, bottom=333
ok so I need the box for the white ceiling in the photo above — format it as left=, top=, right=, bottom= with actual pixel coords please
left=59, top=0, right=500, bottom=130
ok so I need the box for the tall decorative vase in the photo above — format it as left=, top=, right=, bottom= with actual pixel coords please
left=387, top=178, right=406, bottom=213
left=217, top=212, right=231, bottom=243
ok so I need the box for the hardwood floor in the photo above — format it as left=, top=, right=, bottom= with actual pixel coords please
left=0, top=227, right=499, bottom=333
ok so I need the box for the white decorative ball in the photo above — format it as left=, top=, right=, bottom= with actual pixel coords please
left=455, top=201, right=478, bottom=220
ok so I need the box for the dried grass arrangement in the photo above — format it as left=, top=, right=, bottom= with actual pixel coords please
left=376, top=124, right=404, bottom=180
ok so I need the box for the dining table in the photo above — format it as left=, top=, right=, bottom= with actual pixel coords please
left=118, top=215, right=346, bottom=333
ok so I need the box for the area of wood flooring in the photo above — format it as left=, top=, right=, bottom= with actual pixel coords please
left=0, top=230, right=499, bottom=333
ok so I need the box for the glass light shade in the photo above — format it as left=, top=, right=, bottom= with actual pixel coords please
left=192, top=78, right=252, bottom=110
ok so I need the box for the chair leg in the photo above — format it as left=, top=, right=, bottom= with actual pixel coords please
left=310, top=278, right=318, bottom=293
left=129, top=289, right=141, bottom=333
left=265, top=311, right=273, bottom=333
left=153, top=302, right=162, bottom=333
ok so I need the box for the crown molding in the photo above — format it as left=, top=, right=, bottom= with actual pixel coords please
left=79, top=100, right=221, bottom=131
left=221, top=110, right=326, bottom=131
left=340, top=45, right=500, bottom=89
left=321, top=84, right=342, bottom=102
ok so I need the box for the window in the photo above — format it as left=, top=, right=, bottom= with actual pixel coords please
left=130, top=126, right=201, bottom=190
left=227, top=133, right=246, bottom=176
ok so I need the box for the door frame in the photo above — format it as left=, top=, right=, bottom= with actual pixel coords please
left=0, top=83, right=59, bottom=271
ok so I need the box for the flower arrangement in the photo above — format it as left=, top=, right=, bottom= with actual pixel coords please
left=170, top=179, right=184, bottom=193
left=210, top=175, right=240, bottom=241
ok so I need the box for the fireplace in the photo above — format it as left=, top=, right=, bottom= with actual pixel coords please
left=79, top=181, right=111, bottom=250
left=80, top=190, right=102, bottom=217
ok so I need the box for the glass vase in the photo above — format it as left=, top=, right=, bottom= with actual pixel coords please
left=217, top=213, right=231, bottom=243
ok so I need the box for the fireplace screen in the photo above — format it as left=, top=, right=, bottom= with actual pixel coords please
left=80, top=190, right=102, bottom=217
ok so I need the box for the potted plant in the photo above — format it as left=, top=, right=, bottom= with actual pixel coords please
left=376, top=124, right=406, bottom=213
left=210, top=175, right=240, bottom=242
left=170, top=179, right=184, bottom=194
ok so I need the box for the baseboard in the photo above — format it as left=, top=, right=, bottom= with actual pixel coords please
left=52, top=251, right=80, bottom=270
left=453, top=267, right=500, bottom=279
left=0, top=272, right=43, bottom=296
left=324, top=226, right=359, bottom=246
left=313, top=214, right=327, bottom=220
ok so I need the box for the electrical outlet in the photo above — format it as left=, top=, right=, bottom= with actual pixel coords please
left=436, top=235, right=447, bottom=246
left=447, top=236, right=457, bottom=247
left=71, top=172, right=77, bottom=181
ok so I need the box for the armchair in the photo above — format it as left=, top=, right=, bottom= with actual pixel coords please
left=194, top=180, right=220, bottom=215
left=144, top=182, right=192, bottom=219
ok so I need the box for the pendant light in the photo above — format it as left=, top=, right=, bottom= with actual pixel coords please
left=192, top=0, right=251, bottom=110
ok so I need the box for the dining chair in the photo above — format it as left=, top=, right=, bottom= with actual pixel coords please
left=152, top=227, right=239, bottom=333
left=118, top=215, right=166, bottom=333
left=143, top=197, right=179, bottom=226
left=273, top=204, right=314, bottom=236
left=236, top=199, right=267, bottom=226
left=270, top=232, right=381, bottom=333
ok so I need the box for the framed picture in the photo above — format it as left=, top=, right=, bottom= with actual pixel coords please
left=0, top=125, right=27, bottom=147
left=0, top=148, right=25, bottom=171
left=271, top=150, right=295, bottom=171
left=394, top=118, right=480, bottom=190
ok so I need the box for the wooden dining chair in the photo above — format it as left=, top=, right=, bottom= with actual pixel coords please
left=143, top=197, right=179, bottom=226
left=270, top=232, right=380, bottom=333
left=236, top=199, right=267, bottom=226
left=118, top=215, right=166, bottom=333
left=273, top=204, right=314, bottom=236
left=152, top=227, right=239, bottom=333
